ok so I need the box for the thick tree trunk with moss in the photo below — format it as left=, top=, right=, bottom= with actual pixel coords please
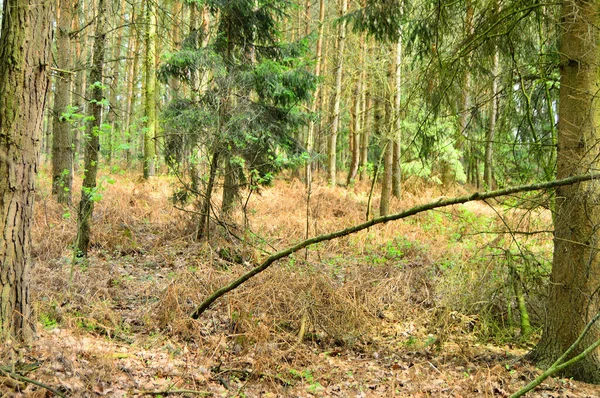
left=76, top=0, right=107, bottom=258
left=51, top=0, right=74, bottom=205
left=0, top=0, right=53, bottom=342
left=143, top=0, right=157, bottom=179
left=528, top=0, right=600, bottom=383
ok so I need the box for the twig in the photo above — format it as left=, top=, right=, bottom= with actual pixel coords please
left=0, top=368, right=66, bottom=398
left=133, top=388, right=211, bottom=396
left=191, top=172, right=600, bottom=319
left=510, top=311, right=600, bottom=398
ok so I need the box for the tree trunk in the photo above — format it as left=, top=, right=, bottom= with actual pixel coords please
left=484, top=49, right=499, bottom=189
left=529, top=0, right=600, bottom=383
left=391, top=33, right=402, bottom=199
left=72, top=0, right=86, bottom=173
left=106, top=0, right=126, bottom=165
left=379, top=141, right=393, bottom=216
left=124, top=0, right=140, bottom=167
left=347, top=76, right=361, bottom=185
left=143, top=0, right=157, bottom=179
left=327, top=0, right=348, bottom=187
left=222, top=155, right=241, bottom=216
left=0, top=0, right=53, bottom=342
left=51, top=0, right=74, bottom=205
left=197, top=151, right=219, bottom=240
left=359, top=90, right=371, bottom=181
left=76, top=0, right=107, bottom=258
left=305, top=0, right=325, bottom=188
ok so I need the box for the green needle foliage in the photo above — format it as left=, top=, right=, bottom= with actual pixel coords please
left=160, top=0, right=316, bottom=218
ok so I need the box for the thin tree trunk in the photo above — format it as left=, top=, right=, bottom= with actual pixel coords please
left=143, top=0, right=157, bottom=179
left=106, top=0, right=126, bottom=165
left=359, top=90, right=371, bottom=181
left=392, top=33, right=402, bottom=198
left=346, top=76, right=361, bottom=185
left=76, top=0, right=107, bottom=258
left=0, top=0, right=53, bottom=342
left=197, top=151, right=219, bottom=240
left=124, top=0, right=140, bottom=167
left=327, top=0, right=348, bottom=187
left=72, top=0, right=86, bottom=173
left=305, top=0, right=325, bottom=188
left=484, top=49, right=499, bottom=189
left=379, top=142, right=392, bottom=216
left=51, top=0, right=74, bottom=205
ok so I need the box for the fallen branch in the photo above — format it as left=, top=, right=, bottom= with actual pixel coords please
left=133, top=388, right=211, bottom=396
left=510, top=311, right=600, bottom=398
left=0, top=367, right=66, bottom=398
left=191, top=172, right=600, bottom=319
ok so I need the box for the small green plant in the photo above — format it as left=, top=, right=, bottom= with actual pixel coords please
left=40, top=312, right=58, bottom=329
left=289, top=368, right=323, bottom=394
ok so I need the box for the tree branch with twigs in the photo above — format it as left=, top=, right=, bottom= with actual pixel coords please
left=191, top=172, right=600, bottom=318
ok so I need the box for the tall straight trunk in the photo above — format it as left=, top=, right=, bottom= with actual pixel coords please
left=0, top=0, right=53, bottom=342
left=124, top=0, right=140, bottom=166
left=484, top=49, right=499, bottom=189
left=347, top=30, right=366, bottom=186
left=327, top=0, right=348, bottom=187
left=346, top=77, right=361, bottom=185
left=529, top=0, right=600, bottom=383
left=379, top=141, right=393, bottom=216
left=305, top=0, right=325, bottom=188
left=106, top=0, right=126, bottom=165
left=379, top=55, right=395, bottom=216
left=197, top=151, right=219, bottom=240
left=456, top=0, right=474, bottom=169
left=72, top=0, right=86, bottom=173
left=143, top=0, right=157, bottom=179
left=76, top=0, right=107, bottom=257
left=359, top=91, right=371, bottom=181
left=392, top=33, right=402, bottom=198
left=51, top=0, right=74, bottom=204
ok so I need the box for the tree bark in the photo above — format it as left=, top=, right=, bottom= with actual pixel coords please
left=197, top=151, right=219, bottom=240
left=347, top=76, right=361, bottom=185
left=0, top=0, right=53, bottom=342
left=528, top=0, right=600, bottom=383
left=76, top=0, right=107, bottom=258
left=484, top=49, right=499, bottom=189
left=71, top=0, right=86, bottom=173
left=391, top=33, right=402, bottom=199
left=123, top=0, right=140, bottom=167
left=359, top=90, right=371, bottom=181
left=379, top=141, right=392, bottom=216
left=143, top=0, right=157, bottom=179
left=305, top=0, right=325, bottom=188
left=327, top=0, right=348, bottom=187
left=51, top=0, right=74, bottom=205
left=106, top=0, right=127, bottom=165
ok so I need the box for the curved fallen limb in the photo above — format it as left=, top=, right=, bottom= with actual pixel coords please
left=191, top=172, right=600, bottom=319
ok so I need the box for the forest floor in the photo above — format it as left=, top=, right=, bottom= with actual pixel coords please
left=3, top=168, right=600, bottom=397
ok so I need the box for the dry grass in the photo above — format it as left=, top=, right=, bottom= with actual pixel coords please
left=4, top=166, right=568, bottom=396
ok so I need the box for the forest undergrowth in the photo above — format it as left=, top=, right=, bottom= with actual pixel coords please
left=3, top=166, right=600, bottom=397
